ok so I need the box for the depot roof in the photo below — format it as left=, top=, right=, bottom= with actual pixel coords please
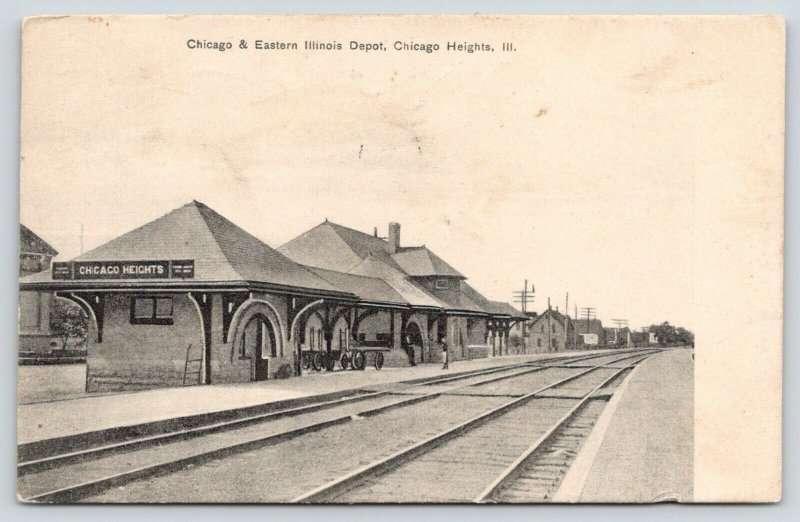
left=304, top=265, right=408, bottom=307
left=278, top=220, right=464, bottom=278
left=19, top=201, right=354, bottom=299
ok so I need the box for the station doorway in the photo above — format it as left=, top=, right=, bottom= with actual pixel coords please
left=241, top=314, right=277, bottom=381
left=405, top=321, right=424, bottom=363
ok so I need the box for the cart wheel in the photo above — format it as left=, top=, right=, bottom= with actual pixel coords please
left=324, top=354, right=336, bottom=372
left=302, top=353, right=311, bottom=370
left=311, top=351, right=323, bottom=372
left=374, top=352, right=384, bottom=370
left=340, top=353, right=350, bottom=370
left=352, top=350, right=366, bottom=371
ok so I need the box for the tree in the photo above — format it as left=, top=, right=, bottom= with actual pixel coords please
left=50, top=299, right=88, bottom=350
left=676, top=327, right=694, bottom=345
left=648, top=321, right=693, bottom=346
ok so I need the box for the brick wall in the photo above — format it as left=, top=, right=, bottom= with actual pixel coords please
left=86, top=293, right=203, bottom=392
left=18, top=291, right=54, bottom=352
left=86, top=291, right=297, bottom=392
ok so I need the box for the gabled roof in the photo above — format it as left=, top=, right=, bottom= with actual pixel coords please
left=280, top=219, right=480, bottom=313
left=20, top=224, right=58, bottom=256
left=487, top=301, right=528, bottom=319
left=437, top=281, right=492, bottom=314
left=459, top=283, right=526, bottom=319
left=20, top=201, right=352, bottom=298
left=349, top=255, right=445, bottom=309
left=278, top=221, right=403, bottom=272
left=279, top=220, right=464, bottom=279
left=434, top=286, right=486, bottom=314
left=391, top=246, right=464, bottom=278
left=530, top=308, right=573, bottom=329
left=304, top=265, right=407, bottom=307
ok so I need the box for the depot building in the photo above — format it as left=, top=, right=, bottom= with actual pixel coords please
left=20, top=201, right=526, bottom=392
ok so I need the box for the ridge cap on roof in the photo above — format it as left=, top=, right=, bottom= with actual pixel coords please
left=196, top=202, right=347, bottom=292
left=326, top=220, right=388, bottom=242
left=188, top=202, right=248, bottom=282
left=394, top=245, right=426, bottom=252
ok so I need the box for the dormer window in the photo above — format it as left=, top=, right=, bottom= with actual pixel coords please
left=435, top=279, right=449, bottom=289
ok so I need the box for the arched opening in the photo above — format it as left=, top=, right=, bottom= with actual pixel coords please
left=240, top=313, right=277, bottom=381
left=404, top=321, right=424, bottom=364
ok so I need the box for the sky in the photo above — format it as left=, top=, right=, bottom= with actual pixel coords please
left=14, top=15, right=751, bottom=331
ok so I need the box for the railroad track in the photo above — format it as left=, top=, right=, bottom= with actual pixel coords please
left=18, top=349, right=655, bottom=503
left=18, top=349, right=632, bottom=473
left=292, top=351, right=653, bottom=503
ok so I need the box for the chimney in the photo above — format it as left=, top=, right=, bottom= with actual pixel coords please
left=388, top=222, right=401, bottom=254
left=374, top=227, right=378, bottom=238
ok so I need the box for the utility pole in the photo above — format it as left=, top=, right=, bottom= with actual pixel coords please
left=512, top=280, right=534, bottom=352
left=512, top=280, right=535, bottom=313
left=581, top=307, right=596, bottom=346
left=564, top=292, right=569, bottom=350
left=612, top=319, right=628, bottom=347
left=547, top=297, right=552, bottom=352
left=574, top=302, right=578, bottom=348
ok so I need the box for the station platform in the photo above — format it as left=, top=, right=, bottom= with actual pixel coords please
left=18, top=350, right=613, bottom=446
left=556, top=348, right=694, bottom=503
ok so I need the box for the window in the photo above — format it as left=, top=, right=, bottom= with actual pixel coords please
left=130, top=296, right=173, bottom=325
left=435, top=279, right=449, bottom=289
left=540, top=324, right=544, bottom=333
left=537, top=338, right=542, bottom=348
left=309, top=326, right=315, bottom=348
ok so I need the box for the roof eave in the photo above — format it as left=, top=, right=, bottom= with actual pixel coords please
left=20, top=279, right=358, bottom=301
left=443, top=308, right=489, bottom=317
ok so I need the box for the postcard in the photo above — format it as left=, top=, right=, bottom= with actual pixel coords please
left=17, top=14, right=784, bottom=503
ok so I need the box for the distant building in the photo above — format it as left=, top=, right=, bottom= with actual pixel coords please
left=528, top=308, right=574, bottom=352
left=18, top=224, right=58, bottom=352
left=573, top=318, right=605, bottom=347
left=604, top=326, right=632, bottom=348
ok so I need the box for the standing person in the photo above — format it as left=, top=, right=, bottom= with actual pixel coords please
left=404, top=334, right=417, bottom=366
left=441, top=336, right=449, bottom=370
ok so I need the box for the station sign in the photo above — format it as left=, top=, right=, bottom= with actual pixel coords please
left=52, top=260, right=195, bottom=280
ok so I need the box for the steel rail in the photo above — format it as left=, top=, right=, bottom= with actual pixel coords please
left=19, top=349, right=638, bottom=475
left=20, top=351, right=642, bottom=502
left=473, top=354, right=651, bottom=503
left=291, top=351, right=650, bottom=503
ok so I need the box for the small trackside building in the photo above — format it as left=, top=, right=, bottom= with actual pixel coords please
left=19, top=201, right=357, bottom=392
left=529, top=308, right=576, bottom=352
left=18, top=225, right=59, bottom=352
left=573, top=318, right=606, bottom=348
